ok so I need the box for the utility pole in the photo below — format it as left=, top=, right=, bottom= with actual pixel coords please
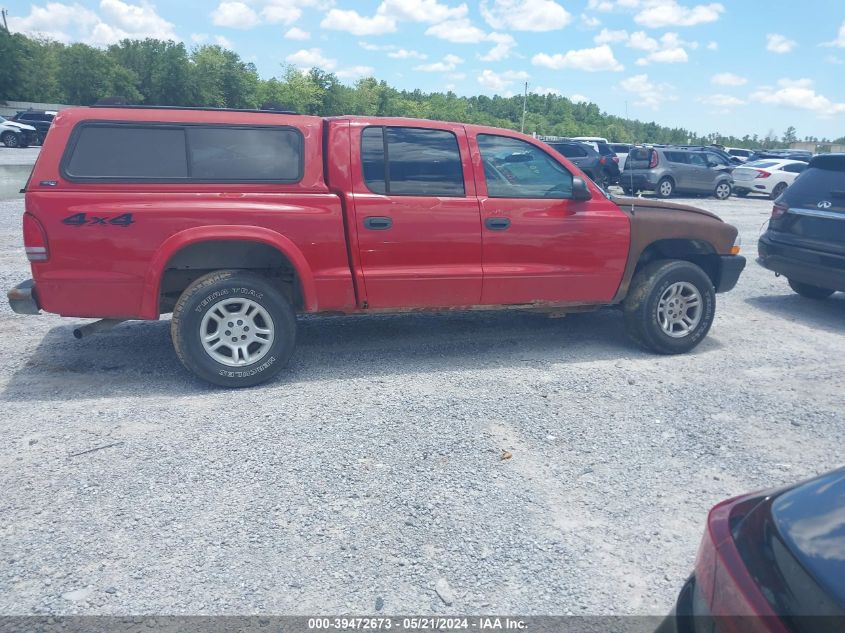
left=1, top=9, right=9, bottom=33
left=520, top=81, right=528, bottom=134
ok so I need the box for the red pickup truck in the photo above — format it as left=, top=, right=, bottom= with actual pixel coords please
left=8, top=106, right=745, bottom=387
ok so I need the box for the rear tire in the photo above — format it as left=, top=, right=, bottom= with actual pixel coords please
left=656, top=177, right=674, bottom=198
left=735, top=189, right=749, bottom=198
left=171, top=270, right=296, bottom=387
left=770, top=182, right=787, bottom=200
left=787, top=279, right=835, bottom=300
left=624, top=260, right=716, bottom=355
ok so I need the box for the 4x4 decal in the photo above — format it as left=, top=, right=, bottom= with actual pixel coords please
left=62, top=213, right=135, bottom=227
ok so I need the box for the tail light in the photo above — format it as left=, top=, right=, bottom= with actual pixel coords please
left=694, top=494, right=788, bottom=633
left=755, top=170, right=771, bottom=179
left=599, top=156, right=607, bottom=165
left=648, top=150, right=659, bottom=169
left=612, top=156, right=619, bottom=163
left=23, top=213, right=49, bottom=262
left=771, top=202, right=788, bottom=219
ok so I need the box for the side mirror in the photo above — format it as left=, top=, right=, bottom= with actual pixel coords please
left=571, top=177, right=592, bottom=201
left=707, top=161, right=718, bottom=168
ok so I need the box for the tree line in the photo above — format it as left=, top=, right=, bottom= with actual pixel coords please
left=2, top=30, right=840, bottom=149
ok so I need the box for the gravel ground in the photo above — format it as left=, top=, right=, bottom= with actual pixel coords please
left=1, top=173, right=843, bottom=616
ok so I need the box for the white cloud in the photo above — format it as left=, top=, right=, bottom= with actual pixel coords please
left=618, top=73, right=675, bottom=109
left=570, top=93, right=590, bottom=103
left=414, top=53, right=464, bottom=71
left=581, top=14, right=601, bottom=28
left=635, top=32, right=691, bottom=64
left=425, top=18, right=487, bottom=42
left=190, top=33, right=208, bottom=43
left=477, top=68, right=529, bottom=92
left=336, top=65, right=375, bottom=78
left=634, top=0, right=723, bottom=28
left=10, top=0, right=177, bottom=44
left=751, top=78, right=845, bottom=116
left=822, top=22, right=845, bottom=48
left=285, top=26, right=310, bottom=40
left=376, top=0, right=468, bottom=23
left=826, top=55, right=843, bottom=65
left=211, top=1, right=259, bottom=29
left=480, top=0, right=572, bottom=32
left=699, top=94, right=745, bottom=108
left=594, top=28, right=628, bottom=44
left=533, top=86, right=562, bottom=96
left=767, top=33, right=797, bottom=53
left=448, top=72, right=467, bottom=80
left=480, top=32, right=516, bottom=61
left=532, top=44, right=623, bottom=72
left=388, top=48, right=428, bottom=59
left=711, top=72, right=747, bottom=86
left=286, top=47, right=337, bottom=69
left=706, top=40, right=718, bottom=50
left=321, top=8, right=397, bottom=35
left=215, top=34, right=233, bottom=48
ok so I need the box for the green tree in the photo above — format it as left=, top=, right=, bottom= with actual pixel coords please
left=782, top=126, right=798, bottom=144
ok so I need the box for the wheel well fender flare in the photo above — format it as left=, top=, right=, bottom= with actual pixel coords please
left=141, top=225, right=317, bottom=319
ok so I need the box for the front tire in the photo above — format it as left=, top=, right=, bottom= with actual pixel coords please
left=714, top=181, right=732, bottom=200
left=656, top=177, right=674, bottom=198
left=787, top=279, right=835, bottom=300
left=171, top=270, right=296, bottom=387
left=623, top=260, right=716, bottom=355
left=2, top=132, right=20, bottom=148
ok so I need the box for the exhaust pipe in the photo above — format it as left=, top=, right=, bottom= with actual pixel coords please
left=72, top=319, right=126, bottom=339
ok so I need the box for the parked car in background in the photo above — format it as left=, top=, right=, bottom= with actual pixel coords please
left=758, top=153, right=845, bottom=299
left=609, top=142, right=633, bottom=170
left=748, top=149, right=813, bottom=163
left=594, top=141, right=621, bottom=183
left=725, top=147, right=753, bottom=162
left=570, top=136, right=608, bottom=144
left=11, top=110, right=56, bottom=144
left=621, top=146, right=734, bottom=199
left=657, top=467, right=845, bottom=633
left=0, top=116, right=37, bottom=148
left=545, top=140, right=618, bottom=188
left=732, top=159, right=807, bottom=199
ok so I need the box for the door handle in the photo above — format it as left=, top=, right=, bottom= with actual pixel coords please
left=363, top=216, right=393, bottom=230
left=484, top=217, right=511, bottom=231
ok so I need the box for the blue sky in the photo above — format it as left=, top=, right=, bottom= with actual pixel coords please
left=7, top=0, right=845, bottom=139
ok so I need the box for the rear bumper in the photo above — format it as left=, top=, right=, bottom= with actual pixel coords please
left=716, top=255, right=746, bottom=293
left=7, top=279, right=41, bottom=315
left=758, top=233, right=845, bottom=292
left=621, top=173, right=658, bottom=191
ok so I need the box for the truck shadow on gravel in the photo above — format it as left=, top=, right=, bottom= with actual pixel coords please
left=2, top=308, right=722, bottom=401
left=745, top=293, right=845, bottom=335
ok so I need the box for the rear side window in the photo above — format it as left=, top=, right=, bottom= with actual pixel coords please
left=64, top=125, right=188, bottom=179
left=63, top=122, right=303, bottom=182
left=550, top=143, right=587, bottom=158
left=609, top=144, right=630, bottom=153
left=664, top=152, right=688, bottom=164
left=361, top=126, right=465, bottom=197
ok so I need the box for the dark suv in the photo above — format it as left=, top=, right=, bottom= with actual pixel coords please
left=546, top=141, right=618, bottom=188
left=758, top=153, right=845, bottom=299
left=12, top=110, right=55, bottom=143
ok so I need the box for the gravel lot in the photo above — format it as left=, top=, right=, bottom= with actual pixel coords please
left=1, top=147, right=843, bottom=616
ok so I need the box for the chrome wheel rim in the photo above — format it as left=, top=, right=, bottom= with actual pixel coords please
left=200, top=297, right=274, bottom=366
left=716, top=183, right=730, bottom=199
left=657, top=282, right=702, bottom=338
left=659, top=181, right=672, bottom=196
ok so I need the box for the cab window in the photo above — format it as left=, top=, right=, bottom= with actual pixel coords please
left=478, top=134, right=573, bottom=199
